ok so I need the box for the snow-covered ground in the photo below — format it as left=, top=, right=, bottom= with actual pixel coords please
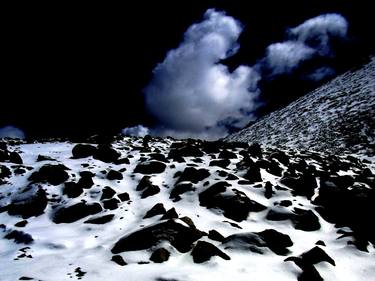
left=227, top=56, right=375, bottom=156
left=0, top=137, right=374, bottom=281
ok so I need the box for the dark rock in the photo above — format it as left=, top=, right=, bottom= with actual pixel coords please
left=77, top=174, right=94, bottom=189
left=15, top=220, right=28, bottom=227
left=316, top=240, right=326, bottom=246
left=170, top=183, right=194, bottom=201
left=111, top=255, right=127, bottom=266
left=161, top=208, right=178, bottom=220
left=264, top=181, right=274, bottom=199
left=93, top=144, right=121, bottom=163
left=150, top=248, right=170, bottom=263
left=218, top=150, right=237, bottom=159
left=9, top=151, right=23, bottom=164
left=28, top=164, right=69, bottom=186
left=177, top=167, right=210, bottom=184
left=134, top=161, right=166, bottom=174
left=199, top=182, right=266, bottom=222
left=143, top=203, right=167, bottom=219
left=279, top=200, right=292, bottom=207
left=102, top=198, right=120, bottom=210
left=209, top=159, right=231, bottom=169
left=63, top=182, right=83, bottom=198
left=111, top=220, right=203, bottom=254
left=248, top=143, right=262, bottom=158
left=114, top=158, right=130, bottom=165
left=266, top=209, right=293, bottom=221
left=100, top=186, right=116, bottom=200
left=0, top=164, right=12, bottom=180
left=191, top=241, right=230, bottom=263
left=137, top=176, right=153, bottom=191
left=223, top=229, right=293, bottom=256
left=208, top=230, right=225, bottom=242
left=292, top=208, right=321, bottom=231
left=118, top=192, right=130, bottom=202
left=142, top=184, right=160, bottom=199
left=106, top=170, right=123, bottom=180
left=168, top=145, right=203, bottom=159
left=280, top=173, right=317, bottom=199
left=53, top=202, right=102, bottom=223
left=5, top=230, right=33, bottom=244
left=36, top=154, right=55, bottom=162
left=72, top=144, right=97, bottom=159
left=149, top=153, right=168, bottom=163
left=270, top=151, right=289, bottom=166
left=84, top=214, right=115, bottom=224
left=244, top=164, right=262, bottom=183
left=8, top=186, right=48, bottom=218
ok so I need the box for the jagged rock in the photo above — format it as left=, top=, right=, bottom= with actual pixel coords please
left=28, top=164, right=69, bottom=185
left=134, top=161, right=166, bottom=174
left=285, top=246, right=335, bottom=281
left=36, top=154, right=55, bottom=162
left=93, top=144, right=121, bottom=163
left=0, top=164, right=12, bottom=180
left=77, top=173, right=94, bottom=189
left=118, top=192, right=130, bottom=202
left=102, top=198, right=120, bottom=210
left=136, top=176, right=161, bottom=198
left=15, top=220, right=28, bottom=227
left=248, top=143, right=262, bottom=158
left=111, top=220, right=203, bottom=254
left=8, top=186, right=47, bottom=218
left=292, top=208, right=321, bottom=231
left=5, top=230, right=33, bottom=244
left=244, top=163, right=262, bottom=183
left=53, top=202, right=102, bottom=223
left=209, top=159, right=231, bottom=169
left=280, top=172, right=317, bottom=199
left=84, top=214, right=114, bottom=224
left=150, top=248, right=170, bottom=263
left=176, top=167, right=210, bottom=184
left=168, top=144, right=203, bottom=159
left=149, top=153, right=168, bottom=163
left=199, top=182, right=266, bottom=222
left=114, top=157, right=130, bottom=165
left=106, top=170, right=123, bottom=180
left=191, top=241, right=230, bottom=263
left=161, top=208, right=178, bottom=220
left=72, top=144, right=97, bottom=158
left=223, top=229, right=293, bottom=256
left=143, top=203, right=167, bottom=218
left=208, top=230, right=225, bottom=242
left=218, top=150, right=237, bottom=159
left=264, top=181, right=274, bottom=199
left=9, top=151, right=23, bottom=164
left=100, top=186, right=116, bottom=200
left=111, top=255, right=127, bottom=266
left=63, top=182, right=83, bottom=198
left=170, top=182, right=194, bottom=201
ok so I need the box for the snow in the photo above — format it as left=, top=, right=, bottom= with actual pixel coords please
left=0, top=137, right=374, bottom=281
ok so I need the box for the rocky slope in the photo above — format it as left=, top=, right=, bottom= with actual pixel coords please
left=227, top=56, right=375, bottom=156
left=0, top=137, right=374, bottom=281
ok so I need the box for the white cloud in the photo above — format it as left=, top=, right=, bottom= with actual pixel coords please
left=289, top=13, right=348, bottom=56
left=144, top=9, right=260, bottom=139
left=264, top=41, right=315, bottom=75
left=122, top=125, right=150, bottom=137
left=0, top=126, right=25, bottom=139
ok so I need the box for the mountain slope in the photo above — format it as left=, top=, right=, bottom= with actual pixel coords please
left=0, top=137, right=374, bottom=281
left=227, top=56, right=375, bottom=155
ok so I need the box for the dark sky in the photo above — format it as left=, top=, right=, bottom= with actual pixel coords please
left=2, top=1, right=374, bottom=138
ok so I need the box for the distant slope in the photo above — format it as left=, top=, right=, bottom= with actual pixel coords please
left=227, top=56, right=375, bottom=155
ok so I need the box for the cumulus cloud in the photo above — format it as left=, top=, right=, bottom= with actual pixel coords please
left=122, top=125, right=150, bottom=137
left=0, top=126, right=25, bottom=139
left=144, top=9, right=260, bottom=139
left=142, top=11, right=349, bottom=140
left=262, top=14, right=348, bottom=79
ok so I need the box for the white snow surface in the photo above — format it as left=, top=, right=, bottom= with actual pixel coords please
left=226, top=56, right=375, bottom=156
left=0, top=137, right=374, bottom=281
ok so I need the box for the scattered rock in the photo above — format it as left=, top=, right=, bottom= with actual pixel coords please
left=28, top=164, right=69, bottom=186
left=93, top=144, right=121, bottom=163
left=191, top=241, right=230, bottom=263
left=5, top=230, right=34, bottom=244
left=84, top=214, right=115, bottom=224
left=9, top=151, right=23, bottom=164
left=118, top=192, right=130, bottom=202
left=208, top=230, right=225, bottom=242
left=143, top=203, right=167, bottom=219
left=102, top=198, right=120, bottom=210
left=106, top=170, right=123, bottom=180
left=209, top=159, right=231, bottom=168
left=161, top=208, right=178, bottom=220
left=111, top=255, right=127, bottom=266
left=72, top=144, right=97, bottom=159
left=63, top=182, right=83, bottom=198
left=8, top=186, right=48, bottom=218
left=150, top=248, right=170, bottom=263
left=177, top=167, right=210, bottom=184
left=134, top=161, right=166, bottom=174
left=170, top=182, right=195, bottom=201
left=53, top=202, right=102, bottom=223
left=111, top=220, right=203, bottom=254
left=100, top=186, right=116, bottom=200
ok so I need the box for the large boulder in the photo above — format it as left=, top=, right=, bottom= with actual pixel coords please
left=72, top=144, right=97, bottom=159
left=53, top=202, right=102, bottom=223
left=28, top=164, right=70, bottom=186
left=134, top=161, right=166, bottom=174
left=199, top=182, right=266, bottom=222
left=111, top=220, right=203, bottom=254
left=191, top=241, right=230, bottom=263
